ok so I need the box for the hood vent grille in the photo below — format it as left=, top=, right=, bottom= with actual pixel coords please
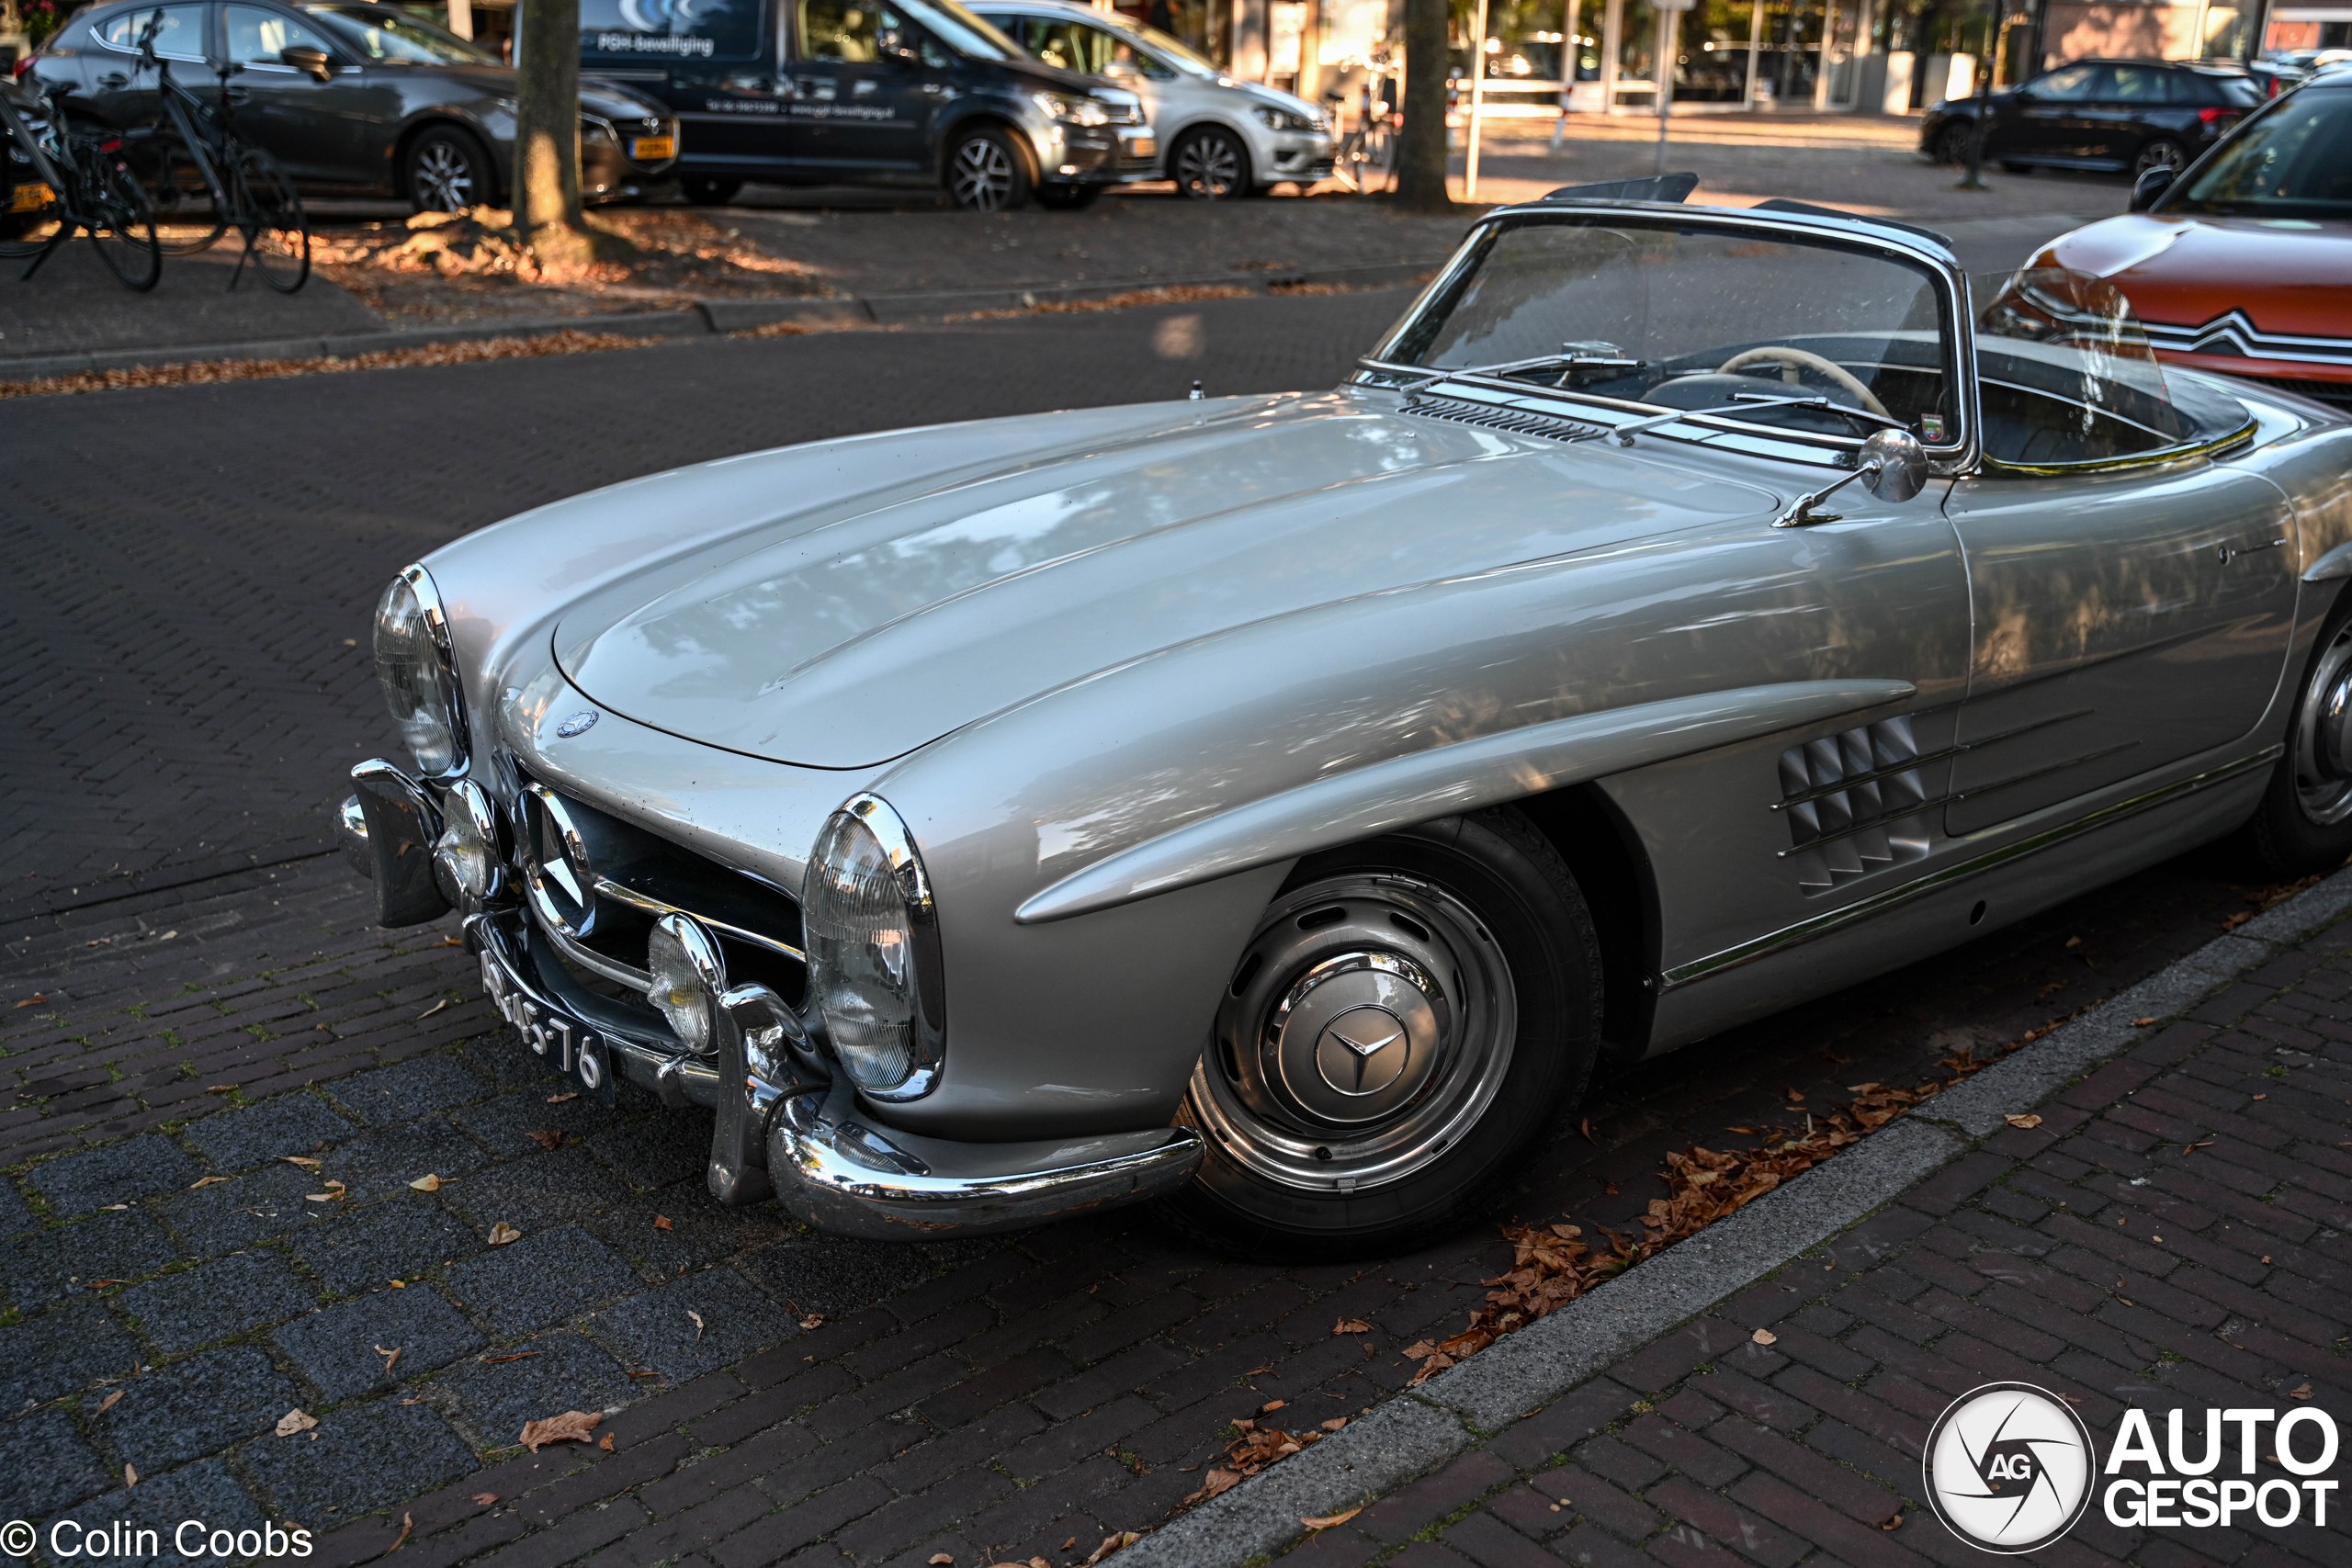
left=1403, top=396, right=1602, bottom=443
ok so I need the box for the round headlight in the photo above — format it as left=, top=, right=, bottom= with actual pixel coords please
left=646, top=914, right=723, bottom=1055
left=374, top=566, right=465, bottom=777
left=431, top=778, right=501, bottom=909
left=803, top=799, right=936, bottom=1095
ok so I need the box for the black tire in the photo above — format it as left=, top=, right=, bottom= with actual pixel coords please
left=79, top=140, right=161, bottom=291
left=1160, top=807, right=1604, bottom=1260
left=1930, top=121, right=1973, bottom=165
left=944, top=125, right=1030, bottom=212
left=402, top=124, right=497, bottom=213
left=2132, top=137, right=2188, bottom=181
left=679, top=175, right=742, bottom=205
left=1034, top=181, right=1101, bottom=210
left=1171, top=124, right=1250, bottom=199
left=2240, top=592, right=2352, bottom=877
left=232, top=145, right=308, bottom=293
left=145, top=127, right=229, bottom=255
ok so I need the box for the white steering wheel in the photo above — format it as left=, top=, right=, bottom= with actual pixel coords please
left=1713, top=346, right=1892, bottom=419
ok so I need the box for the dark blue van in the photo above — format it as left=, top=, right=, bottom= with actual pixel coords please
left=580, top=0, right=1138, bottom=209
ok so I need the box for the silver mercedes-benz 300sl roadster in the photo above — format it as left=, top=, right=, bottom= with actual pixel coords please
left=338, top=180, right=2352, bottom=1258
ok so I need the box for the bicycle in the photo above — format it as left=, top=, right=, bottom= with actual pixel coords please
left=122, top=6, right=310, bottom=291
left=1330, top=111, right=1396, bottom=196
left=0, top=77, right=162, bottom=290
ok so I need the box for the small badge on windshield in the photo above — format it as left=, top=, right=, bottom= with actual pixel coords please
left=1917, top=414, right=1947, bottom=442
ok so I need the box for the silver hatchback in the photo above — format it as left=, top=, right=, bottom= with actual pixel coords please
left=972, top=0, right=1333, bottom=197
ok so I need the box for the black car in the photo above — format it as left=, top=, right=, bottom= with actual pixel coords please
left=1919, top=57, right=2266, bottom=181
left=26, top=0, right=679, bottom=209
left=577, top=0, right=1142, bottom=210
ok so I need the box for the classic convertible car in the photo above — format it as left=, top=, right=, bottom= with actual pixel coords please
left=339, top=179, right=2352, bottom=1258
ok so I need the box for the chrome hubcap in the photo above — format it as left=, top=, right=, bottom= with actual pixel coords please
left=951, top=138, right=1014, bottom=210
left=413, top=142, right=474, bottom=210
left=1192, top=874, right=1513, bottom=1193
left=1176, top=134, right=1240, bottom=198
left=2296, top=626, right=2352, bottom=826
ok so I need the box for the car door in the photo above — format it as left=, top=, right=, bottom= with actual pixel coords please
left=786, top=0, right=936, bottom=172
left=2088, top=62, right=2167, bottom=165
left=1939, top=463, right=2298, bottom=837
left=220, top=3, right=380, bottom=184
left=1993, top=62, right=2102, bottom=162
left=589, top=0, right=797, bottom=173
left=85, top=3, right=210, bottom=131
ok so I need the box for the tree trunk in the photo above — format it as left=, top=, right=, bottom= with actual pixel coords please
left=1392, top=0, right=1453, bottom=211
left=512, top=0, right=603, bottom=272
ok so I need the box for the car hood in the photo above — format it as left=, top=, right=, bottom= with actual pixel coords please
left=551, top=392, right=1781, bottom=768
left=2042, top=211, right=2352, bottom=336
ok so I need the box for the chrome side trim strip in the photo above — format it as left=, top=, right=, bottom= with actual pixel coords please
left=1664, top=744, right=2281, bottom=993
left=1770, top=707, right=2090, bottom=811
left=593, top=875, right=808, bottom=964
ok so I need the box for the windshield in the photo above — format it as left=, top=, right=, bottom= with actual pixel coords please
left=901, top=0, right=1018, bottom=58
left=304, top=4, right=493, bottom=62
left=1970, top=266, right=2213, bottom=466
left=2163, top=87, right=2352, bottom=220
left=1127, top=18, right=1219, bottom=76
left=1368, top=214, right=1955, bottom=446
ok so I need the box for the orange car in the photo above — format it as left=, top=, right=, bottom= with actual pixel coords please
left=2030, top=66, right=2352, bottom=410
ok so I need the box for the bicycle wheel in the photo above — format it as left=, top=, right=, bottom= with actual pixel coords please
left=2, top=129, right=67, bottom=259
left=231, top=144, right=307, bottom=293
left=142, top=126, right=229, bottom=255
left=79, top=140, right=162, bottom=291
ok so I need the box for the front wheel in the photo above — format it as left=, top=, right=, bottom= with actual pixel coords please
left=1159, top=809, right=1603, bottom=1260
left=944, top=127, right=1030, bottom=212
left=1171, top=125, right=1249, bottom=199
left=403, top=125, right=496, bottom=213
left=2241, top=595, right=2352, bottom=876
left=1930, top=121, right=1973, bottom=165
left=232, top=146, right=309, bottom=293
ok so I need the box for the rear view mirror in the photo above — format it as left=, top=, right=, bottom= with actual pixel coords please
left=876, top=28, right=918, bottom=64
left=2130, top=163, right=2177, bottom=211
left=281, top=44, right=333, bottom=81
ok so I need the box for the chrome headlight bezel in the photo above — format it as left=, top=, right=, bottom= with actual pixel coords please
left=373, top=564, right=469, bottom=780
left=801, top=794, right=944, bottom=1101
left=431, top=777, right=504, bottom=911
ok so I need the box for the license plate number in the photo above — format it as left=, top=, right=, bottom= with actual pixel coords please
left=629, top=136, right=675, bottom=161
left=11, top=184, right=55, bottom=213
left=480, top=948, right=615, bottom=1102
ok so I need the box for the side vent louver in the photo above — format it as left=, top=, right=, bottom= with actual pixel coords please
left=1401, top=396, right=1603, bottom=442
left=1778, top=716, right=1934, bottom=895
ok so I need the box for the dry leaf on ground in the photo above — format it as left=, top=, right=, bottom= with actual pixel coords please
left=487, top=1222, right=523, bottom=1245
left=479, top=1351, right=539, bottom=1364
left=275, top=1409, right=317, bottom=1437
left=799, top=1314, right=825, bottom=1331
left=518, top=1411, right=603, bottom=1451
left=472, top=1494, right=498, bottom=1506
left=2132, top=1017, right=2158, bottom=1027
left=547, top=1091, right=578, bottom=1103
left=187, top=1176, right=231, bottom=1189
left=205, top=1085, right=237, bottom=1094
left=1180, top=1467, right=1244, bottom=1506
left=1260, top=1399, right=1284, bottom=1413
left=525, top=1130, right=562, bottom=1151
left=1302, top=1509, right=1362, bottom=1530
left=688, top=1310, right=705, bottom=1340
left=376, top=1345, right=402, bottom=1374
left=390, top=1513, right=413, bottom=1552
left=927, top=1556, right=953, bottom=1566
left=124, top=1464, right=137, bottom=1488
left=96, top=1390, right=123, bottom=1415
left=2004, top=1113, right=2043, bottom=1130
left=1332, top=1319, right=1371, bottom=1335
left=1750, top=1328, right=1778, bottom=1346
left=282, top=1156, right=322, bottom=1168
left=2290, top=1383, right=2313, bottom=1399
left=1080, top=1535, right=1141, bottom=1566
left=654, top=1214, right=674, bottom=1231
left=600, top=1432, right=616, bottom=1451
left=1882, top=1511, right=1904, bottom=1530
left=409, top=1174, right=443, bottom=1191
left=1319, top=1417, right=1348, bottom=1432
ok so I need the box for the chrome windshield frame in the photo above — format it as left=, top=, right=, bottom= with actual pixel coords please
left=1355, top=200, right=1984, bottom=479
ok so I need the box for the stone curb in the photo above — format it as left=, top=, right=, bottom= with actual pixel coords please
left=0, top=257, right=1444, bottom=384
left=1121, top=863, right=2352, bottom=1566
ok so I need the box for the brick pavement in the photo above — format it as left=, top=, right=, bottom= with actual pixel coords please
left=1250, top=914, right=2352, bottom=1568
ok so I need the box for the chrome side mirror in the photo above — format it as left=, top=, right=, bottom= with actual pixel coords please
left=281, top=44, right=333, bottom=81
left=2130, top=163, right=2177, bottom=211
left=1775, top=428, right=1930, bottom=528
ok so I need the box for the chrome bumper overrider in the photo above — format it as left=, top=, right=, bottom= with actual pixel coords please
left=340, top=761, right=1204, bottom=1237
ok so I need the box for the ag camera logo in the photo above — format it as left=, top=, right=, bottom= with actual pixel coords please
left=1923, top=1382, right=2097, bottom=1553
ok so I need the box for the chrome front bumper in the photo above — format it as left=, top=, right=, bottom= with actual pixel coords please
left=337, top=761, right=1204, bottom=1239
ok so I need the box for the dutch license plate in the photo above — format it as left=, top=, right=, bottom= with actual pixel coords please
left=629, top=135, right=675, bottom=161
left=11, top=184, right=55, bottom=214
left=479, top=945, right=616, bottom=1103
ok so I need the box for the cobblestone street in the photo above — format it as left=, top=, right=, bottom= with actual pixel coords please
left=4, top=275, right=2345, bottom=1568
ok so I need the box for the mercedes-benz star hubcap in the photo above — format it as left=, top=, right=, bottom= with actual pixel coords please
left=2295, top=626, right=2352, bottom=827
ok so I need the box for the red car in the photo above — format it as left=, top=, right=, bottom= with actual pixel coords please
left=2030, top=66, right=2352, bottom=410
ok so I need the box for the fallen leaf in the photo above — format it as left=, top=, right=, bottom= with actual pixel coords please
left=2290, top=1383, right=2313, bottom=1400
left=85, top=1280, right=130, bottom=1291
left=1751, top=1328, right=1778, bottom=1346
left=524, top=1130, right=562, bottom=1151
left=409, top=1174, right=443, bottom=1191
left=1181, top=1467, right=1243, bottom=1506
left=930, top=1557, right=954, bottom=1566
left=276, top=1408, right=318, bottom=1437
left=1881, top=1511, right=1903, bottom=1530
left=1062, top=1540, right=1078, bottom=1552
left=2132, top=1017, right=2157, bottom=1027
left=434, top=935, right=462, bottom=947
left=472, top=1494, right=498, bottom=1506
left=283, top=1156, right=322, bottom=1169
left=546, top=1091, right=578, bottom=1103
left=1301, top=1509, right=1361, bottom=1530
left=479, top=1351, right=540, bottom=1364
left=204, top=1085, right=237, bottom=1094
left=1320, top=1417, right=1348, bottom=1432
left=13, top=994, right=47, bottom=1007
left=2065, top=936, right=2082, bottom=948
left=389, top=1280, right=406, bottom=1289
left=518, top=1410, right=603, bottom=1451
left=799, top=1314, right=825, bottom=1331
left=2253, top=1094, right=2267, bottom=1100
left=417, top=999, right=450, bottom=1021
left=599, top=1432, right=616, bottom=1451
left=1724, top=1126, right=1758, bottom=1135
left=1785, top=1089, right=1805, bottom=1101
left=1579, top=1117, right=1595, bottom=1144
left=376, top=1345, right=402, bottom=1375
left=1231, top=1417, right=1254, bottom=1433
left=1332, top=1319, right=1371, bottom=1335
left=487, top=1222, right=523, bottom=1246
left=2004, top=1113, right=2043, bottom=1130
left=96, top=1390, right=123, bottom=1415
left=125, top=1463, right=137, bottom=1489
left=688, top=1310, right=705, bottom=1340
left=187, top=1176, right=232, bottom=1189
left=2262, top=1256, right=2272, bottom=1264
left=654, top=1214, right=674, bottom=1232
left=102, top=1202, right=130, bottom=1212
left=389, top=1512, right=413, bottom=1552
left=1260, top=1399, right=1285, bottom=1414
left=1080, top=1535, right=1141, bottom=1566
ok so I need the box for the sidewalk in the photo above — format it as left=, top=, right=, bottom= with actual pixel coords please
left=1140, top=875, right=2352, bottom=1568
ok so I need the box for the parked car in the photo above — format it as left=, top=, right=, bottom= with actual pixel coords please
left=336, top=184, right=2352, bottom=1258
left=968, top=0, right=1333, bottom=197
left=2028, top=66, right=2352, bottom=410
left=579, top=0, right=1141, bottom=211
left=22, top=0, right=678, bottom=209
left=1920, top=56, right=2263, bottom=179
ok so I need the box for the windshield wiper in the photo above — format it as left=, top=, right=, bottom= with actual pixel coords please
left=1602, top=393, right=1912, bottom=446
